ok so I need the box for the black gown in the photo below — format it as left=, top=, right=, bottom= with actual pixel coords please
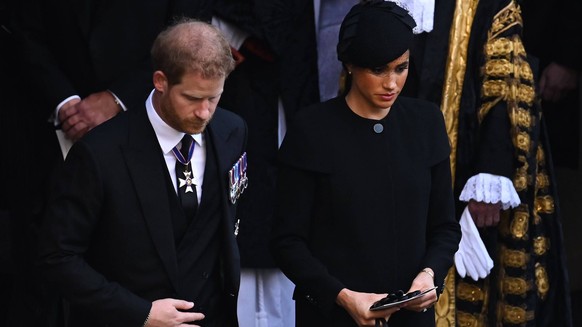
left=271, top=96, right=461, bottom=326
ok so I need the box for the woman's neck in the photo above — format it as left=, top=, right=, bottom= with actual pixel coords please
left=345, top=93, right=391, bottom=120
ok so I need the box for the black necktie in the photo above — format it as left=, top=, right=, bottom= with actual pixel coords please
left=173, top=134, right=198, bottom=219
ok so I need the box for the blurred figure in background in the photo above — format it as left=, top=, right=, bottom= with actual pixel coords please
left=211, top=0, right=320, bottom=325
left=521, top=0, right=582, bottom=170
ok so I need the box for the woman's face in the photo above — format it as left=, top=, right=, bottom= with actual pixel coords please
left=346, top=50, right=409, bottom=119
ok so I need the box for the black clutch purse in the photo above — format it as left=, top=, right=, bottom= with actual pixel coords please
left=369, top=286, right=438, bottom=311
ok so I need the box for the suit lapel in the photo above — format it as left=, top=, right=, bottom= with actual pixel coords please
left=121, top=109, right=179, bottom=291
left=206, top=112, right=238, bottom=212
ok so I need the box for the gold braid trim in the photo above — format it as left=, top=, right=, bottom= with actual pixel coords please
left=440, top=0, right=479, bottom=185
left=435, top=0, right=480, bottom=326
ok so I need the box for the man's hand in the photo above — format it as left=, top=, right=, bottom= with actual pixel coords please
left=468, top=200, right=501, bottom=227
left=539, top=62, right=580, bottom=102
left=58, top=91, right=122, bottom=141
left=144, top=298, right=205, bottom=327
left=336, top=288, right=400, bottom=326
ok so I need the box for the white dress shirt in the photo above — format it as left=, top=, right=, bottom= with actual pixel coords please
left=145, top=90, right=205, bottom=203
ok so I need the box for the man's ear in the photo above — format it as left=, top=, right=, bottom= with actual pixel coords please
left=153, top=71, right=168, bottom=93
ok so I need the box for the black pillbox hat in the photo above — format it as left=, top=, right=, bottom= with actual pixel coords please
left=337, top=0, right=416, bottom=68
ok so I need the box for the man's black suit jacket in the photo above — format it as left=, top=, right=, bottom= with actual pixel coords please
left=39, top=105, right=246, bottom=327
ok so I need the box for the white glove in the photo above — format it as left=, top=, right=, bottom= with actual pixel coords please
left=454, top=206, right=494, bottom=281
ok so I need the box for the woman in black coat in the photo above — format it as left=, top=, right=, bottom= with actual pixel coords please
left=270, top=1, right=461, bottom=326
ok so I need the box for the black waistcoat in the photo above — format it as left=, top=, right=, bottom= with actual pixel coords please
left=169, top=133, right=228, bottom=326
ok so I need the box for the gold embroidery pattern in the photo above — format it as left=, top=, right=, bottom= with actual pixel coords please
left=536, top=172, right=549, bottom=190
left=535, top=196, right=555, bottom=214
left=535, top=263, right=550, bottom=299
left=513, top=166, right=528, bottom=191
left=509, top=107, right=532, bottom=130
left=533, top=236, right=550, bottom=256
left=479, top=0, right=533, bottom=125
left=457, top=311, right=482, bottom=327
left=517, top=60, right=533, bottom=81
left=490, top=2, right=522, bottom=38
left=484, top=59, right=512, bottom=77
left=515, top=132, right=531, bottom=153
left=502, top=277, right=529, bottom=296
left=500, top=304, right=534, bottom=324
left=501, top=247, right=528, bottom=268
left=510, top=210, right=529, bottom=239
left=457, top=282, right=486, bottom=303
left=485, top=37, right=513, bottom=57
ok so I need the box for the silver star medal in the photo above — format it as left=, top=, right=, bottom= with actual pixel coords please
left=178, top=169, right=195, bottom=193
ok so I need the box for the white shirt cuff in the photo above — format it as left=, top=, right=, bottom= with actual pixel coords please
left=108, top=90, right=128, bottom=111
left=54, top=95, right=81, bottom=126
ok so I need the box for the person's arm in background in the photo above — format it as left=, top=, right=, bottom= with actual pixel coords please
left=460, top=103, right=520, bottom=228
left=455, top=82, right=521, bottom=281
left=11, top=0, right=216, bottom=141
left=10, top=0, right=121, bottom=141
left=538, top=62, right=579, bottom=103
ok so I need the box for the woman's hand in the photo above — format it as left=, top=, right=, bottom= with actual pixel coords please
left=336, top=288, right=401, bottom=326
left=402, top=268, right=437, bottom=312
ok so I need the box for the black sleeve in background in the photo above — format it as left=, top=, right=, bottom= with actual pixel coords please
left=474, top=103, right=515, bottom=178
